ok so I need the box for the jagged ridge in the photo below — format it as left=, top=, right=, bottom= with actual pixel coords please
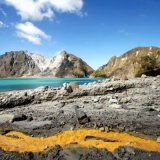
left=0, top=50, right=94, bottom=78
left=91, top=46, right=160, bottom=78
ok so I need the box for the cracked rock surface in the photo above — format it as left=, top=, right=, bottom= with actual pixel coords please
left=0, top=76, right=160, bottom=159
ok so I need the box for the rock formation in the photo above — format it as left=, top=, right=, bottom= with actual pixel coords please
left=0, top=76, right=160, bottom=159
left=91, top=46, right=160, bottom=78
left=0, top=51, right=40, bottom=77
left=0, top=50, right=94, bottom=78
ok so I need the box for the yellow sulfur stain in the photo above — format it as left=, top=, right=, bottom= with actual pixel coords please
left=0, top=129, right=160, bottom=153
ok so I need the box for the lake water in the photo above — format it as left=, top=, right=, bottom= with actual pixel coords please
left=0, top=78, right=106, bottom=92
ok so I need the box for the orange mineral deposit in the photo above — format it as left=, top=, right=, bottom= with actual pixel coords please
left=0, top=129, right=160, bottom=153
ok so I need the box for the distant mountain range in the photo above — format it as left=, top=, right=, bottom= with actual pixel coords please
left=91, top=46, right=160, bottom=78
left=0, top=51, right=94, bottom=78
left=0, top=46, right=160, bottom=78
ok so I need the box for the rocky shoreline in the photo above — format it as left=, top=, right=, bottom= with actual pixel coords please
left=0, top=76, right=160, bottom=159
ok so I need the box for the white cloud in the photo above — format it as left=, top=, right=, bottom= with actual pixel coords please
left=0, top=21, right=4, bottom=27
left=0, top=8, right=7, bottom=16
left=0, top=21, right=7, bottom=28
left=15, top=22, right=50, bottom=45
left=118, top=28, right=129, bottom=36
left=118, top=29, right=125, bottom=33
left=4, top=0, right=83, bottom=21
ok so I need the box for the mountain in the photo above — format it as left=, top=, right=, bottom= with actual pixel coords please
left=0, top=51, right=40, bottom=77
left=91, top=46, right=160, bottom=78
left=26, top=52, right=50, bottom=72
left=0, top=50, right=94, bottom=78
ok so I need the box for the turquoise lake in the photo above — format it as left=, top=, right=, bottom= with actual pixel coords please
left=0, top=78, right=106, bottom=92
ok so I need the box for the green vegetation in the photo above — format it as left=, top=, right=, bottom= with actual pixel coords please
left=135, top=52, right=158, bottom=77
left=156, top=50, right=160, bottom=55
left=92, top=71, right=106, bottom=78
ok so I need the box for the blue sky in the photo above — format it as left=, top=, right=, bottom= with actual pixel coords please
left=0, top=0, right=160, bottom=69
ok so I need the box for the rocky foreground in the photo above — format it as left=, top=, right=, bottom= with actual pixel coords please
left=0, top=76, right=160, bottom=159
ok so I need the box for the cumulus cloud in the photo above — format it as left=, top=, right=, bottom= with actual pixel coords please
left=4, top=0, right=83, bottom=21
left=15, top=22, right=50, bottom=45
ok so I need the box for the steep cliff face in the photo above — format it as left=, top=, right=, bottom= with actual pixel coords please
left=42, top=51, right=94, bottom=77
left=91, top=46, right=160, bottom=78
left=0, top=50, right=94, bottom=78
left=0, top=51, right=40, bottom=77
left=26, top=52, right=50, bottom=72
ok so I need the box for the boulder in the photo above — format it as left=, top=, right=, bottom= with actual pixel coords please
left=0, top=114, right=14, bottom=124
left=74, top=107, right=89, bottom=124
left=12, top=114, right=27, bottom=122
left=69, top=82, right=79, bottom=90
left=63, top=83, right=73, bottom=93
left=121, top=75, right=128, bottom=80
left=141, top=74, right=147, bottom=78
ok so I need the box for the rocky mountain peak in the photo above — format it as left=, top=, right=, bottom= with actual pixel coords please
left=91, top=46, right=160, bottom=78
left=0, top=50, right=94, bottom=77
left=59, top=50, right=67, bottom=56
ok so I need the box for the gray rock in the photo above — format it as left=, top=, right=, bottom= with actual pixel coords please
left=13, top=114, right=27, bottom=122
left=105, top=79, right=110, bottom=82
left=98, top=80, right=102, bottom=83
left=66, top=84, right=73, bottom=93
left=120, top=97, right=129, bottom=103
left=75, top=109, right=89, bottom=124
left=27, top=116, right=33, bottom=121
left=23, top=92, right=27, bottom=96
left=109, top=104, right=122, bottom=109
left=13, top=120, right=52, bottom=129
left=34, top=86, right=48, bottom=92
left=70, top=81, right=79, bottom=90
left=0, top=114, right=14, bottom=124
left=56, top=102, right=65, bottom=108
left=85, top=135, right=116, bottom=142
left=141, top=74, right=147, bottom=78
left=93, top=104, right=103, bottom=109
left=109, top=99, right=119, bottom=104
left=106, top=95, right=113, bottom=99
left=93, top=98, right=99, bottom=103
left=62, top=83, right=73, bottom=93
left=63, top=83, right=67, bottom=88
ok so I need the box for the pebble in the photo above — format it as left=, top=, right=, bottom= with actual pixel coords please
left=99, top=127, right=105, bottom=132
left=109, top=99, right=118, bottom=104
left=109, top=104, right=122, bottom=109
left=141, top=74, right=147, bottom=78
left=105, top=126, right=110, bottom=132
left=93, top=98, right=99, bottom=103
left=157, top=137, right=160, bottom=142
left=120, top=97, right=128, bottom=103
